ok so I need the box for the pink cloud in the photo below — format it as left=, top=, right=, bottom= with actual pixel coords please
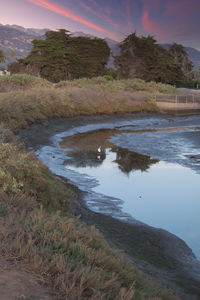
left=141, top=0, right=200, bottom=40
left=141, top=0, right=173, bottom=38
left=104, top=6, right=112, bottom=15
left=142, top=10, right=164, bottom=37
left=27, top=0, right=121, bottom=40
left=78, top=0, right=119, bottom=29
left=140, top=0, right=200, bottom=48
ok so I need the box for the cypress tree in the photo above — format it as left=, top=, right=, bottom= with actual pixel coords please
left=115, top=33, right=185, bottom=86
left=8, top=30, right=110, bottom=82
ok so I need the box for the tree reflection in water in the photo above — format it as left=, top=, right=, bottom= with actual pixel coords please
left=61, top=129, right=158, bottom=174
left=65, top=149, right=106, bottom=168
left=112, top=147, right=158, bottom=174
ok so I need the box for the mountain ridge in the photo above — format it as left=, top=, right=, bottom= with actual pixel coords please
left=0, top=24, right=200, bottom=70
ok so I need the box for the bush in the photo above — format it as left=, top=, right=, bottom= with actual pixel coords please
left=104, top=67, right=118, bottom=80
left=0, top=74, right=51, bottom=92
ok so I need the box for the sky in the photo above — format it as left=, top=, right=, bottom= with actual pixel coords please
left=0, top=0, right=200, bottom=49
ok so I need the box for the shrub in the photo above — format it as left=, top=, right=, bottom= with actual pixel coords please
left=0, top=74, right=51, bottom=92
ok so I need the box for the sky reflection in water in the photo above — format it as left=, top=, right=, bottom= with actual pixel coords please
left=63, top=144, right=200, bottom=259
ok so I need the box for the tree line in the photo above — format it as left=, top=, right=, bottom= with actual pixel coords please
left=0, top=29, right=197, bottom=86
left=115, top=33, right=193, bottom=86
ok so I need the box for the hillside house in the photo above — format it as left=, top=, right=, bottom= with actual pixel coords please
left=0, top=70, right=10, bottom=76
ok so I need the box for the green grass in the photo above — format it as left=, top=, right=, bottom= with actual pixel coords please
left=0, top=75, right=180, bottom=299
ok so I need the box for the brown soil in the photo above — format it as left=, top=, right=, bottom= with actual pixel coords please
left=0, top=257, right=54, bottom=300
left=0, top=226, right=54, bottom=300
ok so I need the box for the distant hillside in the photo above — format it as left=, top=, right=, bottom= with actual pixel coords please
left=1, top=24, right=200, bottom=70
left=0, top=24, right=45, bottom=66
left=4, top=24, right=48, bottom=36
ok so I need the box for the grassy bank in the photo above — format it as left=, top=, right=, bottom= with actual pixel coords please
left=0, top=75, right=179, bottom=131
left=0, top=75, right=179, bottom=299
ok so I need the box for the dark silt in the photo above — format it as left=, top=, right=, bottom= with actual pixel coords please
left=19, top=113, right=200, bottom=299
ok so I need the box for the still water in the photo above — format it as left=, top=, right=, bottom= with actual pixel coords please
left=60, top=128, right=200, bottom=259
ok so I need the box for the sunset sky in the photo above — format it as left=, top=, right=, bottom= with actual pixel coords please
left=0, top=0, right=200, bottom=49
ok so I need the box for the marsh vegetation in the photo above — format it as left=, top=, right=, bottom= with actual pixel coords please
left=0, top=74, right=182, bottom=299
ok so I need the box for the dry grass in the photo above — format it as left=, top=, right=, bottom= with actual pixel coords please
left=0, top=74, right=181, bottom=131
left=0, top=75, right=180, bottom=299
left=65, top=77, right=179, bottom=95
left=0, top=125, right=74, bottom=211
left=0, top=86, right=157, bottom=131
left=0, top=74, right=51, bottom=93
left=0, top=190, right=177, bottom=300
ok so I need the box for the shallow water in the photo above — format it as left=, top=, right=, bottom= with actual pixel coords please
left=27, top=114, right=200, bottom=261
left=65, top=148, right=200, bottom=258
left=20, top=114, right=200, bottom=299
left=60, top=126, right=200, bottom=259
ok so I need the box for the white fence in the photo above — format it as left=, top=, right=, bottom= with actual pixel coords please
left=155, top=94, right=200, bottom=104
left=155, top=94, right=200, bottom=111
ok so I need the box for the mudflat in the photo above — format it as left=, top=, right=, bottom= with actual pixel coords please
left=19, top=113, right=200, bottom=300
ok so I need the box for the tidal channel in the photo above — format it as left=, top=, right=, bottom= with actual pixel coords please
left=20, top=113, right=200, bottom=299
left=60, top=127, right=200, bottom=259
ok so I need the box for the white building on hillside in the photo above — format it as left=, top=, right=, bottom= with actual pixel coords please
left=0, top=70, right=10, bottom=76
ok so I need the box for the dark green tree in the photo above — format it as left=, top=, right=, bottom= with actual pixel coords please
left=8, top=30, right=110, bottom=82
left=19, top=29, right=77, bottom=82
left=186, top=67, right=200, bottom=88
left=69, top=36, right=110, bottom=78
left=169, top=43, right=193, bottom=73
left=115, top=33, right=185, bottom=86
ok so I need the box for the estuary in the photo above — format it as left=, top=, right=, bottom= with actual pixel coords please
left=20, top=113, right=200, bottom=299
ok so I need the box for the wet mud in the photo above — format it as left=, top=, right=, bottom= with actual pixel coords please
left=19, top=113, right=200, bottom=299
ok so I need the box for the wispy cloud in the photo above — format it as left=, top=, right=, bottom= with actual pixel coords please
left=142, top=9, right=166, bottom=38
left=141, top=0, right=200, bottom=43
left=28, top=0, right=121, bottom=40
left=165, top=0, right=199, bottom=18
left=126, top=0, right=134, bottom=27
left=78, top=0, right=119, bottom=29
left=123, top=0, right=135, bottom=32
left=104, top=6, right=112, bottom=15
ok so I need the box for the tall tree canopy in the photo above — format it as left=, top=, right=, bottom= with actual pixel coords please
left=115, top=33, right=184, bottom=86
left=8, top=30, right=110, bottom=82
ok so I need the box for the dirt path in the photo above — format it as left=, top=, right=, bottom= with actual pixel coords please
left=0, top=258, right=54, bottom=300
